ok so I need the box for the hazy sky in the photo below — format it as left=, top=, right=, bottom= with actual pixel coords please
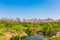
left=0, top=0, right=60, bottom=19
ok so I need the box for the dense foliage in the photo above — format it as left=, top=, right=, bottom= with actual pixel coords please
left=0, top=21, right=60, bottom=40
left=44, top=36, right=60, bottom=40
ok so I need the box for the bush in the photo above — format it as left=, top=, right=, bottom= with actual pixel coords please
left=10, top=36, right=20, bottom=40
left=0, top=30, right=4, bottom=36
left=45, top=36, right=60, bottom=40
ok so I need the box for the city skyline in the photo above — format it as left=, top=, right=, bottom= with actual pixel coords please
left=0, top=0, right=60, bottom=19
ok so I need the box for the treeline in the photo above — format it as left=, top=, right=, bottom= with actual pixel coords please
left=0, top=21, right=60, bottom=40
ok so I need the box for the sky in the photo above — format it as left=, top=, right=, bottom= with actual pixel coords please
left=0, top=0, right=60, bottom=19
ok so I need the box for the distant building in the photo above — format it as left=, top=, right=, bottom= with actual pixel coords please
left=23, top=18, right=26, bottom=22
left=0, top=18, right=8, bottom=21
left=15, top=18, right=21, bottom=22
left=42, top=18, right=54, bottom=22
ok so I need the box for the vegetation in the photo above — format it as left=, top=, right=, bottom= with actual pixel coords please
left=44, top=36, right=60, bottom=40
left=0, top=21, right=60, bottom=40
